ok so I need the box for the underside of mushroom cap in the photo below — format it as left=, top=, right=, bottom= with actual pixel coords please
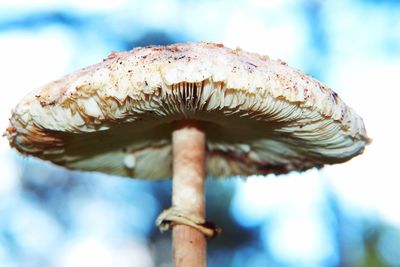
left=5, top=42, right=370, bottom=179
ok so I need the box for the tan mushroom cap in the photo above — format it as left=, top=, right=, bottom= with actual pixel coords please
left=5, top=42, right=370, bottom=179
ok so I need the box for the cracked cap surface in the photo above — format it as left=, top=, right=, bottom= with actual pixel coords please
left=5, top=42, right=370, bottom=179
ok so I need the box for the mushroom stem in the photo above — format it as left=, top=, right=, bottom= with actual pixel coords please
left=172, top=120, right=207, bottom=267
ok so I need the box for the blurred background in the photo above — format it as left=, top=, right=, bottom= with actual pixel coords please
left=0, top=0, right=400, bottom=266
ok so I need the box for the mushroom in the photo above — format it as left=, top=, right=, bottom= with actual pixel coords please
left=5, top=42, right=370, bottom=267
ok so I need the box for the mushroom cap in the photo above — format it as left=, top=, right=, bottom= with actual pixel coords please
left=5, top=42, right=370, bottom=179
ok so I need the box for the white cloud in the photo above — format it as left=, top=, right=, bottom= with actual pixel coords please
left=231, top=170, right=326, bottom=227
left=263, top=213, right=335, bottom=264
left=58, top=238, right=153, bottom=267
